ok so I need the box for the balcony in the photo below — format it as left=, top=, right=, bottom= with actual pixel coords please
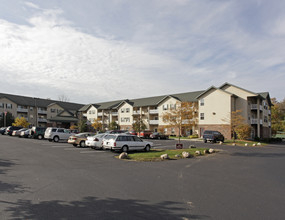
left=268, top=110, right=271, bottom=115
left=149, top=120, right=159, bottom=125
left=251, top=104, right=263, bottom=111
left=251, top=119, right=263, bottom=125
left=38, top=118, right=47, bottom=123
left=38, top=109, right=47, bottom=114
left=98, top=112, right=107, bottom=117
left=111, top=112, right=118, bottom=116
left=17, top=108, right=28, bottom=113
left=149, top=109, right=158, bottom=114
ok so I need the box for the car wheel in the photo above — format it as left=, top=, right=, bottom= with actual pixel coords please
left=53, top=136, right=59, bottom=142
left=158, top=136, right=161, bottom=140
left=145, top=145, right=150, bottom=152
left=38, top=135, right=43, bottom=140
left=80, top=141, right=85, bottom=148
left=122, top=145, right=128, bottom=152
left=213, top=139, right=216, bottom=143
left=73, top=144, right=77, bottom=147
left=203, top=139, right=207, bottom=143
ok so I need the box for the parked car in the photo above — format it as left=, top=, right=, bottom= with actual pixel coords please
left=5, top=126, right=23, bottom=136
left=30, top=127, right=46, bottom=139
left=68, top=132, right=95, bottom=147
left=138, top=130, right=152, bottom=138
left=44, top=127, right=74, bottom=142
left=85, top=133, right=107, bottom=149
left=103, top=134, right=153, bottom=152
left=150, top=132, right=169, bottom=139
left=128, top=130, right=137, bottom=135
left=105, top=130, right=128, bottom=134
left=0, top=127, right=7, bottom=135
left=203, top=130, right=224, bottom=143
left=20, top=129, right=31, bottom=138
left=12, top=128, right=28, bottom=137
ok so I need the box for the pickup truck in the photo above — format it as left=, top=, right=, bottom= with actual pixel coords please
left=203, top=130, right=224, bottom=143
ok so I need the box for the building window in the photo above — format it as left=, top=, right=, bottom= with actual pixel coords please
left=6, top=103, right=12, bottom=109
left=164, top=128, right=168, bottom=133
left=30, top=107, right=33, bottom=111
left=171, top=128, right=175, bottom=134
left=163, top=104, right=168, bottom=110
left=126, top=108, right=130, bottom=113
left=121, top=108, right=125, bottom=113
left=0, top=103, right=3, bottom=108
left=200, top=99, right=204, bottom=106
left=170, top=104, right=176, bottom=110
left=51, top=109, right=55, bottom=113
left=200, top=113, right=204, bottom=120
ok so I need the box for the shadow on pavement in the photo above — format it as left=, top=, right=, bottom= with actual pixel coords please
left=0, top=159, right=27, bottom=194
left=230, top=152, right=285, bottom=158
left=4, top=197, right=210, bottom=220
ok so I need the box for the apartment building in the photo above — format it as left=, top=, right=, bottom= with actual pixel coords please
left=80, top=83, right=272, bottom=139
left=0, top=93, right=84, bottom=128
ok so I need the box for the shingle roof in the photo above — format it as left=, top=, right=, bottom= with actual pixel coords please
left=80, top=90, right=205, bottom=111
left=0, top=93, right=84, bottom=111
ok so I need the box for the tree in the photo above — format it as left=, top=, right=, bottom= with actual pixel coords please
left=78, top=120, right=88, bottom=132
left=132, top=116, right=147, bottom=134
left=222, top=110, right=247, bottom=142
left=162, top=101, right=198, bottom=143
left=271, top=98, right=285, bottom=134
left=12, top=117, right=30, bottom=128
left=0, top=112, right=15, bottom=127
left=108, top=121, right=119, bottom=130
left=91, top=119, right=102, bottom=132
left=58, top=94, right=70, bottom=102
left=235, top=124, right=251, bottom=140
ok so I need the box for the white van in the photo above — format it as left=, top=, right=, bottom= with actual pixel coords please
left=102, top=134, right=153, bottom=152
left=44, top=127, right=74, bottom=142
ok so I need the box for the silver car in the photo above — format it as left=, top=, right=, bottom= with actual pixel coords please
left=102, top=134, right=153, bottom=152
left=85, top=133, right=107, bottom=149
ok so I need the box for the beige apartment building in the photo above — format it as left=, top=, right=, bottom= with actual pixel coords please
left=0, top=93, right=83, bottom=128
left=80, top=83, right=272, bottom=140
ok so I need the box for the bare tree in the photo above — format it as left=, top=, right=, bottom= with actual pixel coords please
left=58, top=94, right=70, bottom=102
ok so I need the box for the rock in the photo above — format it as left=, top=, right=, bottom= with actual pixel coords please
left=252, top=144, right=256, bottom=147
left=195, top=151, right=201, bottom=155
left=119, top=152, right=128, bottom=159
left=257, top=142, right=261, bottom=146
left=209, top=148, right=215, bottom=154
left=232, top=143, right=236, bottom=146
left=219, top=141, right=223, bottom=145
left=175, top=154, right=181, bottom=158
left=182, top=151, right=191, bottom=158
left=160, top=154, right=169, bottom=160
left=189, top=145, right=196, bottom=148
left=245, top=143, right=248, bottom=147
left=203, top=149, right=209, bottom=154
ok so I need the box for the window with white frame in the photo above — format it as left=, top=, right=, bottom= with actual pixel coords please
left=6, top=103, right=12, bottom=109
left=200, top=113, right=204, bottom=120
left=0, top=102, right=3, bottom=108
left=121, top=108, right=125, bottom=113
left=200, top=99, right=204, bottom=106
left=163, top=104, right=168, bottom=110
left=126, top=108, right=130, bottom=113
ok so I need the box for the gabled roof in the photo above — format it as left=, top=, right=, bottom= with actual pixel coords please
left=258, top=92, right=273, bottom=106
left=196, top=86, right=236, bottom=99
left=219, top=82, right=257, bottom=96
left=0, top=93, right=84, bottom=110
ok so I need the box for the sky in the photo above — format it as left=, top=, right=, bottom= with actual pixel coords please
left=0, top=0, right=284, bottom=104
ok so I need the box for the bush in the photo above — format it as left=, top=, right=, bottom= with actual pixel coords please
left=236, top=124, right=251, bottom=140
left=189, top=134, right=198, bottom=139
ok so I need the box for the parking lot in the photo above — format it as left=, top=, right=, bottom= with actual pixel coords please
left=1, top=135, right=285, bottom=220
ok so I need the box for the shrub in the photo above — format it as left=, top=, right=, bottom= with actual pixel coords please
left=189, top=134, right=199, bottom=139
left=236, top=124, right=251, bottom=140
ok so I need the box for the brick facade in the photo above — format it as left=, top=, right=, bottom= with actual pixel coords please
left=198, top=124, right=231, bottom=140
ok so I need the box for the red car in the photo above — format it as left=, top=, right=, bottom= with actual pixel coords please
left=138, top=130, right=152, bottom=138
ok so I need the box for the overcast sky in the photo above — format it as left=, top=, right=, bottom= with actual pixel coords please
left=0, top=0, right=284, bottom=104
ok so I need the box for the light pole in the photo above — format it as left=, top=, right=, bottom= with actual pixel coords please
left=4, top=111, right=7, bottom=127
left=34, top=98, right=38, bottom=127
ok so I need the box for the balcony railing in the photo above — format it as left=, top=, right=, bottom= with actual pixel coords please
left=38, top=110, right=47, bottom=114
left=17, top=108, right=28, bottom=113
left=38, top=118, right=47, bottom=123
left=149, top=109, right=158, bottom=114
left=251, top=119, right=263, bottom=125
left=251, top=104, right=263, bottom=111
left=111, top=112, right=118, bottom=116
left=149, top=120, right=159, bottom=125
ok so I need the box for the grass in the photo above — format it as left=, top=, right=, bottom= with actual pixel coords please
left=120, top=148, right=209, bottom=162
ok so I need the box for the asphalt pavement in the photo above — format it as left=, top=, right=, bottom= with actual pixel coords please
left=0, top=135, right=285, bottom=220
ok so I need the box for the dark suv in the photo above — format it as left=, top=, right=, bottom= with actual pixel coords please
left=203, top=130, right=224, bottom=143
left=30, top=126, right=46, bottom=139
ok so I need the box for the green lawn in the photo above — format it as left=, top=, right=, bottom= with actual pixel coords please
left=121, top=148, right=208, bottom=161
left=224, top=139, right=266, bottom=146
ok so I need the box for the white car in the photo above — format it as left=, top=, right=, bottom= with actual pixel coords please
left=102, top=134, right=153, bottom=152
left=44, top=127, right=74, bottom=142
left=85, top=133, right=107, bottom=149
